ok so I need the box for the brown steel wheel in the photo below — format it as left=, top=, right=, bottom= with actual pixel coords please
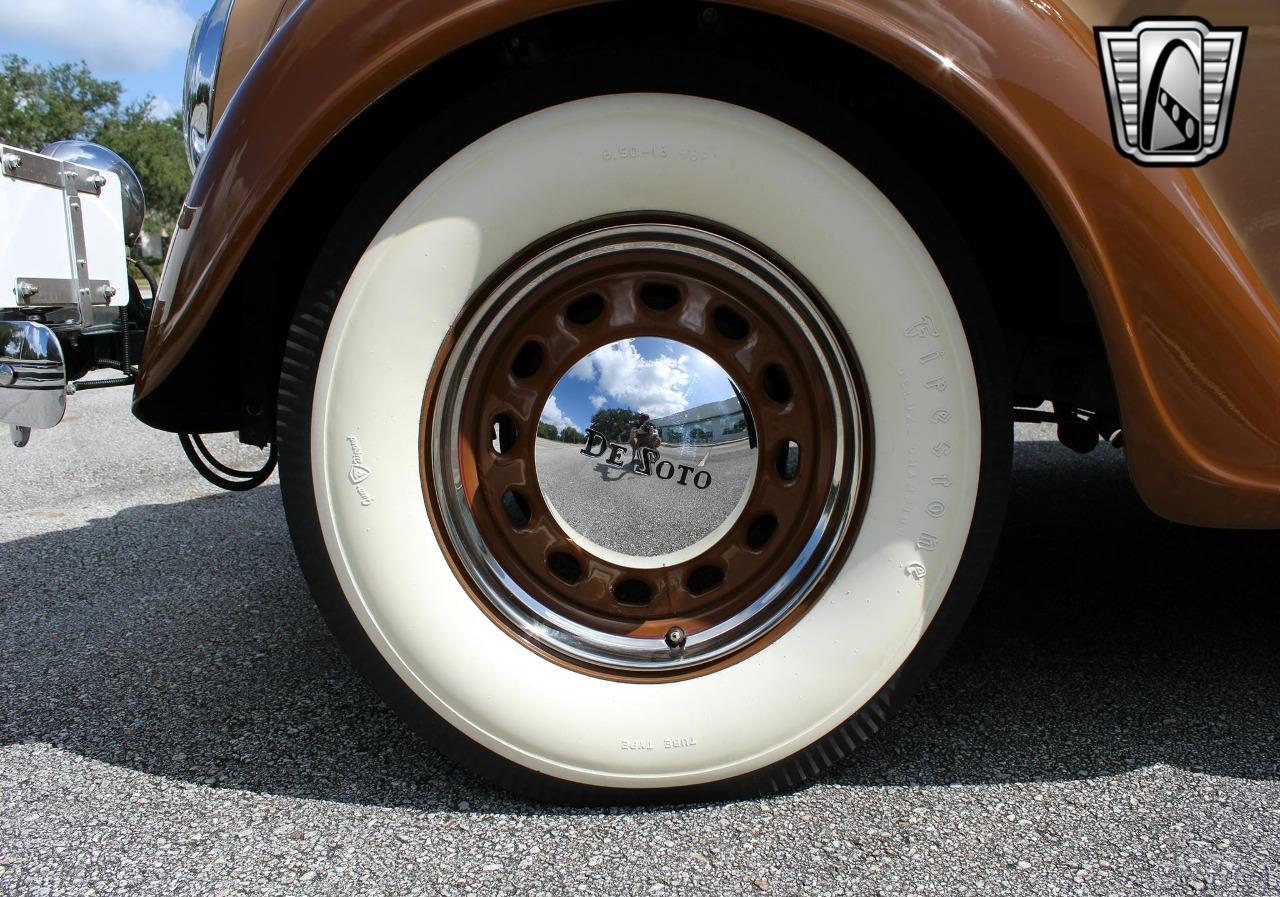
left=424, top=216, right=866, bottom=677
left=279, top=79, right=1009, bottom=804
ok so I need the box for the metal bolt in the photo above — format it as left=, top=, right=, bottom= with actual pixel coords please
left=100, top=284, right=117, bottom=301
left=0, top=363, right=15, bottom=387
left=65, top=382, right=77, bottom=396
left=1, top=153, right=21, bottom=173
left=16, top=282, right=38, bottom=300
left=87, top=174, right=107, bottom=189
left=665, top=626, right=687, bottom=650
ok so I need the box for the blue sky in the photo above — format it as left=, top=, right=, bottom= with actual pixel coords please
left=0, top=0, right=206, bottom=118
left=540, top=338, right=737, bottom=433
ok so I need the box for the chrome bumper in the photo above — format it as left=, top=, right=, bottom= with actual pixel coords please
left=0, top=320, right=67, bottom=446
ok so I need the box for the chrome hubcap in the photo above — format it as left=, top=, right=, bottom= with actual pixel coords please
left=424, top=217, right=867, bottom=675
left=537, top=339, right=759, bottom=566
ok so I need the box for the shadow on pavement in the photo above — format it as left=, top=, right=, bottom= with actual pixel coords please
left=833, top=443, right=1279, bottom=791
left=1, top=442, right=1276, bottom=812
left=594, top=462, right=632, bottom=481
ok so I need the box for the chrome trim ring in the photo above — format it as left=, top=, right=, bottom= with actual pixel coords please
left=427, top=219, right=866, bottom=674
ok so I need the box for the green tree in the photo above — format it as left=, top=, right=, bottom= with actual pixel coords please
left=588, top=407, right=638, bottom=444
left=537, top=421, right=559, bottom=440
left=0, top=56, right=120, bottom=149
left=560, top=425, right=584, bottom=444
left=95, top=109, right=188, bottom=230
left=0, top=55, right=188, bottom=230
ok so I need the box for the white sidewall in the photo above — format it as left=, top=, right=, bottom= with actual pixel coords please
left=311, top=94, right=981, bottom=788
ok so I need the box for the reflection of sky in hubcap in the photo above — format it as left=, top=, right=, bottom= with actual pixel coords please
left=538, top=337, right=736, bottom=435
left=536, top=339, right=757, bottom=563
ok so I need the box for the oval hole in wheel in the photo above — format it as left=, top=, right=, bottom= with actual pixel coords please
left=639, top=282, right=680, bottom=311
left=511, top=341, right=543, bottom=378
left=762, top=364, right=792, bottom=404
left=687, top=565, right=725, bottom=595
left=614, top=579, right=653, bottom=606
left=547, top=552, right=582, bottom=584
left=713, top=306, right=749, bottom=340
left=500, top=489, right=532, bottom=528
left=565, top=293, right=604, bottom=325
left=775, top=441, right=800, bottom=481
left=492, top=414, right=517, bottom=454
left=745, top=513, right=778, bottom=550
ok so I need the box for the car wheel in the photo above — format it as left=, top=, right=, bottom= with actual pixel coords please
left=278, top=78, right=1009, bottom=802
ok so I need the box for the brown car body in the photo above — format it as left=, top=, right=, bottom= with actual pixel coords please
left=137, top=0, right=1280, bottom=527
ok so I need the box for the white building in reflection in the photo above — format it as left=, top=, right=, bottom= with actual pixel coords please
left=651, top=397, right=747, bottom=445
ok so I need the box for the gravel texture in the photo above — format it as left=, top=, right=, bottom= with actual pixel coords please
left=2, top=387, right=1278, bottom=896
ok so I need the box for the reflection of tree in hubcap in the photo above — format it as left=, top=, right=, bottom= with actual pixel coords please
left=537, top=339, right=757, bottom=559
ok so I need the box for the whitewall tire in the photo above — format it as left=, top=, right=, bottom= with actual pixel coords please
left=278, top=86, right=1009, bottom=802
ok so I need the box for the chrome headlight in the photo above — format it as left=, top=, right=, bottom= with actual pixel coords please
left=41, top=141, right=147, bottom=246
left=182, top=0, right=235, bottom=175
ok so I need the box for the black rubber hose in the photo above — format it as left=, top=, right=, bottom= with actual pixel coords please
left=178, top=433, right=278, bottom=491
left=127, top=257, right=157, bottom=325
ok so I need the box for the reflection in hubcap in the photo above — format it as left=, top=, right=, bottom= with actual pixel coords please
left=423, top=216, right=866, bottom=676
left=536, top=339, right=758, bottom=564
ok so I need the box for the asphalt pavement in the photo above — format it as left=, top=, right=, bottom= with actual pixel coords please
left=2, top=385, right=1278, bottom=896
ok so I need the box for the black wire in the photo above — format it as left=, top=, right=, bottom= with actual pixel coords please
left=178, top=433, right=278, bottom=491
left=127, top=257, right=157, bottom=325
left=190, top=433, right=259, bottom=478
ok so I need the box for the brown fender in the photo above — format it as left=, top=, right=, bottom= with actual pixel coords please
left=135, top=0, right=1280, bottom=526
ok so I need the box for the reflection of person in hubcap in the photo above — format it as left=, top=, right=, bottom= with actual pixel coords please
left=628, top=412, right=661, bottom=462
left=628, top=413, right=660, bottom=448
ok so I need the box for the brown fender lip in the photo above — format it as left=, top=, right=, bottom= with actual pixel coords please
left=137, top=0, right=1280, bottom=527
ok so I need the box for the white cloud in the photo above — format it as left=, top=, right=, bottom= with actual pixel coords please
left=571, top=340, right=690, bottom=418
left=589, top=394, right=606, bottom=409
left=539, top=396, right=576, bottom=432
left=147, top=95, right=175, bottom=119
left=0, top=0, right=196, bottom=74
